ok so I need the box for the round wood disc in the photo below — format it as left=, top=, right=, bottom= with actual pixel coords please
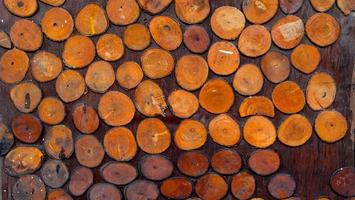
left=141, top=48, right=174, bottom=79
left=306, top=13, right=340, bottom=47
left=40, top=159, right=69, bottom=188
left=168, top=89, right=199, bottom=119
left=278, top=114, right=312, bottom=147
left=248, top=149, right=280, bottom=175
left=208, top=114, right=241, bottom=146
left=40, top=0, right=65, bottom=6
left=183, top=25, right=210, bottom=53
left=137, top=0, right=172, bottom=14
left=272, top=81, right=305, bottom=113
left=310, top=0, right=335, bottom=12
left=337, top=0, right=355, bottom=15
left=69, top=167, right=93, bottom=196
left=134, top=80, right=167, bottom=116
left=104, top=127, right=137, bottom=161
left=211, top=149, right=242, bottom=175
left=315, top=110, right=348, bottom=143
left=271, top=15, right=304, bottom=49
left=101, top=162, right=137, bottom=185
left=38, top=97, right=66, bottom=125
left=124, top=23, right=151, bottom=51
left=96, top=33, right=124, bottom=62
left=176, top=54, right=209, bottom=91
left=44, top=125, right=74, bottom=159
left=268, top=173, right=296, bottom=199
left=238, top=25, right=271, bottom=57
left=31, top=51, right=63, bottom=82
left=160, top=177, right=193, bottom=199
left=243, top=116, right=276, bottom=148
left=291, top=44, right=321, bottom=74
left=261, top=51, right=290, bottom=83
left=72, top=104, right=99, bottom=134
left=210, top=6, right=245, bottom=40
left=195, top=173, right=228, bottom=200
left=208, top=41, right=240, bottom=75
left=0, top=122, right=14, bottom=156
left=125, top=180, right=159, bottom=200
left=231, top=172, right=256, bottom=200
left=5, top=146, right=43, bottom=176
left=98, top=91, right=135, bottom=126
left=239, top=96, right=275, bottom=117
left=75, top=135, right=105, bottom=168
left=12, top=175, right=46, bottom=200
left=10, top=82, right=42, bottom=113
left=75, top=3, right=108, bottom=36
left=88, top=183, right=122, bottom=200
left=0, top=48, right=29, bottom=84
left=177, top=150, right=209, bottom=177
left=55, top=69, right=86, bottom=103
left=47, top=189, right=73, bottom=200
left=10, top=19, right=42, bottom=51
left=116, top=61, right=143, bottom=90
left=330, top=167, right=355, bottom=197
left=136, top=118, right=171, bottom=154
left=175, top=119, right=207, bottom=150
left=149, top=16, right=182, bottom=51
left=306, top=72, right=336, bottom=110
left=4, top=0, right=37, bottom=17
left=0, top=31, right=11, bottom=49
left=85, top=61, right=115, bottom=93
left=12, top=114, right=42, bottom=143
left=280, top=0, right=304, bottom=14
left=62, top=35, right=95, bottom=68
left=106, top=0, right=140, bottom=26
left=140, top=155, right=173, bottom=181
left=242, top=0, right=279, bottom=24
left=233, top=63, right=264, bottom=96
left=41, top=7, right=74, bottom=41
left=175, top=0, right=210, bottom=24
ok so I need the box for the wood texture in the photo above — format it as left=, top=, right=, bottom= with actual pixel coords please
left=0, top=0, right=354, bottom=199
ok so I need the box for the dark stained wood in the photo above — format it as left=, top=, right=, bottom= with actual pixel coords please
left=0, top=0, right=354, bottom=199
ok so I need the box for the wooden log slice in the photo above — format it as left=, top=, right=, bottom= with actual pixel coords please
left=12, top=114, right=42, bottom=143
left=210, top=6, right=245, bottom=40
left=239, top=96, right=275, bottom=117
left=271, top=15, right=304, bottom=49
left=260, top=50, right=290, bottom=83
left=272, top=81, right=305, bottom=113
left=10, top=82, right=42, bottom=113
left=72, top=104, right=99, bottom=134
left=238, top=25, right=271, bottom=57
left=168, top=89, right=199, bottom=119
left=211, top=149, right=242, bottom=175
left=0, top=31, right=11, bottom=49
left=306, top=72, right=336, bottom=110
left=243, top=116, right=276, bottom=148
left=125, top=180, right=160, bottom=200
left=40, top=159, right=69, bottom=188
left=183, top=25, right=210, bottom=53
left=199, top=78, right=234, bottom=114
left=0, top=122, right=14, bottom=156
left=87, top=183, right=122, bottom=200
left=69, top=167, right=93, bottom=196
left=98, top=91, right=135, bottom=126
left=47, top=189, right=73, bottom=200
left=134, top=80, right=167, bottom=116
left=207, top=41, right=240, bottom=75
left=177, top=150, right=209, bottom=177
left=136, top=118, right=171, bottom=154
left=106, top=0, right=140, bottom=25
left=291, top=44, right=321, bottom=74
left=175, top=119, right=207, bottom=150
left=248, top=149, right=280, bottom=175
left=149, top=16, right=182, bottom=51
left=116, top=61, right=144, bottom=90
left=141, top=48, right=174, bottom=79
left=195, top=173, right=228, bottom=200
left=306, top=13, right=340, bottom=47
left=75, top=3, right=108, bottom=36
left=103, top=127, right=137, bottom=161
left=124, top=23, right=151, bottom=51
left=337, top=0, right=355, bottom=15
left=101, top=162, right=137, bottom=185
left=12, top=175, right=46, bottom=200
left=55, top=69, right=86, bottom=102
left=10, top=19, right=42, bottom=51
left=38, top=97, right=66, bottom=125
left=160, top=177, right=193, bottom=199
left=137, top=0, right=172, bottom=14
left=278, top=114, right=312, bottom=147
left=75, top=135, right=105, bottom=168
left=85, top=61, right=115, bottom=93
left=41, top=7, right=74, bottom=41
left=40, top=0, right=65, bottom=6
left=5, top=146, right=43, bottom=176
left=175, top=0, right=210, bottom=24
left=330, top=167, right=355, bottom=197
left=44, top=124, right=74, bottom=159
left=4, top=0, right=37, bottom=17
left=208, top=114, right=241, bottom=146
left=62, top=35, right=95, bottom=68
left=96, top=33, right=124, bottom=62
left=31, top=51, right=63, bottom=82
left=233, top=64, right=264, bottom=96
left=231, top=172, right=256, bottom=200
left=268, top=173, right=296, bottom=199
left=140, top=154, right=173, bottom=181
left=242, top=0, right=279, bottom=24
left=279, top=0, right=304, bottom=14
left=310, top=0, right=335, bottom=12
left=315, top=110, right=348, bottom=143
left=0, top=48, right=29, bottom=84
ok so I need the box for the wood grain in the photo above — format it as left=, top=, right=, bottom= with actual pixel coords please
left=0, top=0, right=354, bottom=199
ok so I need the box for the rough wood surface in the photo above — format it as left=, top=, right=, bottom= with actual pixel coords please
left=0, top=0, right=354, bottom=199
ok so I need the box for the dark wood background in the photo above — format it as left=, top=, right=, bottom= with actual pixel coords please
left=1, top=0, right=354, bottom=199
